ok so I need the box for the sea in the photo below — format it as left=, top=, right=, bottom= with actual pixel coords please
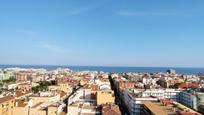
left=0, top=65, right=204, bottom=75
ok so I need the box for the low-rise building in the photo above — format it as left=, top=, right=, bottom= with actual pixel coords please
left=143, top=101, right=200, bottom=115
left=0, top=95, right=15, bottom=115
left=48, top=83, right=70, bottom=93
left=17, top=83, right=32, bottom=92
left=0, top=71, right=14, bottom=82
left=96, top=90, right=115, bottom=105
left=102, top=104, right=121, bottom=115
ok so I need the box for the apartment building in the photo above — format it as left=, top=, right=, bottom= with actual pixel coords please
left=141, top=89, right=180, bottom=101
left=96, top=90, right=115, bottom=105
left=179, top=89, right=204, bottom=111
left=0, top=95, right=15, bottom=115
left=121, top=89, right=158, bottom=115
left=48, top=83, right=71, bottom=93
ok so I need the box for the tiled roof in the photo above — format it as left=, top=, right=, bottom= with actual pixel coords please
left=0, top=95, right=14, bottom=103
left=102, top=104, right=121, bottom=115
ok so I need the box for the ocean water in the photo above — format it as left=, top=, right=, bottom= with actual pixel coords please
left=0, top=65, right=204, bottom=74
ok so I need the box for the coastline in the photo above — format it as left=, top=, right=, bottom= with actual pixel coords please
left=0, top=64, right=204, bottom=74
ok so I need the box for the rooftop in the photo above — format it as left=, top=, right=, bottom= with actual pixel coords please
left=0, top=95, right=14, bottom=103
left=143, top=101, right=176, bottom=115
left=102, top=104, right=121, bottom=115
left=143, top=101, right=201, bottom=115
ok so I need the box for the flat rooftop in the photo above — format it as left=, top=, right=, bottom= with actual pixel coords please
left=143, top=101, right=176, bottom=115
left=143, top=101, right=201, bottom=115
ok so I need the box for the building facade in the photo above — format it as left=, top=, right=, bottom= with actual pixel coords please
left=0, top=95, right=15, bottom=115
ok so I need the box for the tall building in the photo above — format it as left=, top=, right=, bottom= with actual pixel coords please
left=166, top=69, right=176, bottom=74
left=179, top=89, right=204, bottom=111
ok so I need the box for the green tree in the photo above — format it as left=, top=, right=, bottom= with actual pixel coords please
left=31, top=81, right=52, bottom=93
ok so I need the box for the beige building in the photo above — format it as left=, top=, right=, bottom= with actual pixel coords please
left=14, top=97, right=48, bottom=115
left=96, top=90, right=115, bottom=105
left=160, top=78, right=184, bottom=88
left=0, top=95, right=15, bottom=115
left=14, top=103, right=62, bottom=115
left=17, top=83, right=32, bottom=92
left=48, top=83, right=70, bottom=93
left=14, top=99, right=28, bottom=115
left=14, top=106, right=47, bottom=115
left=14, top=96, right=66, bottom=115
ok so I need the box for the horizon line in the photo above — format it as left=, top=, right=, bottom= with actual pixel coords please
left=0, top=64, right=204, bottom=69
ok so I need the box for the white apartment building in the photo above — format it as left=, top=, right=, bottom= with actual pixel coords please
left=121, top=89, right=158, bottom=115
left=120, top=89, right=181, bottom=115
left=141, top=89, right=180, bottom=101
left=179, top=90, right=197, bottom=110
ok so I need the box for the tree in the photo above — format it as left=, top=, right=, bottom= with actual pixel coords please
left=31, top=81, right=52, bottom=93
left=2, top=77, right=16, bottom=83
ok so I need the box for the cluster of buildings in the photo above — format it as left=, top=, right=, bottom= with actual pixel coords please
left=1, top=67, right=204, bottom=115
left=67, top=71, right=121, bottom=115
left=0, top=69, right=15, bottom=82
left=0, top=67, right=121, bottom=115
left=110, top=69, right=204, bottom=115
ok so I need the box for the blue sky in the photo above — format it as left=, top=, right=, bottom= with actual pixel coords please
left=0, top=0, right=204, bottom=67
